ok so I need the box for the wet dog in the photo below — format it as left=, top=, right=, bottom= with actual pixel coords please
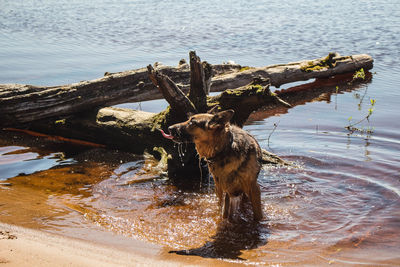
left=162, top=109, right=263, bottom=221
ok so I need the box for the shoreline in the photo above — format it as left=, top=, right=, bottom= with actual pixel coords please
left=0, top=222, right=199, bottom=267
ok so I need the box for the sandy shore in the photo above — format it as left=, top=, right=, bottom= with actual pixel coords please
left=0, top=222, right=195, bottom=267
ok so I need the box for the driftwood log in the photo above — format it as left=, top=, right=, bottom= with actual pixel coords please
left=0, top=53, right=373, bottom=126
left=0, top=52, right=374, bottom=180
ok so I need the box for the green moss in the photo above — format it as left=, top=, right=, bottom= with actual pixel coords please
left=353, top=68, right=365, bottom=81
left=148, top=106, right=171, bottom=131
left=211, top=84, right=273, bottom=102
left=254, top=84, right=265, bottom=94
left=300, top=52, right=337, bottom=72
left=224, top=89, right=244, bottom=96
left=207, top=84, right=274, bottom=110
left=152, top=146, right=168, bottom=163
left=206, top=100, right=221, bottom=110
left=55, top=119, right=66, bottom=125
left=239, top=66, right=252, bottom=72
left=301, top=63, right=325, bottom=72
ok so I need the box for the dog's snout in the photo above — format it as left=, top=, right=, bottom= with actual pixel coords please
left=168, top=125, right=175, bottom=135
left=167, top=123, right=191, bottom=143
left=168, top=125, right=180, bottom=137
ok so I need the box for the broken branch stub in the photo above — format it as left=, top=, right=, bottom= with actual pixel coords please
left=147, top=64, right=196, bottom=119
left=188, top=51, right=212, bottom=113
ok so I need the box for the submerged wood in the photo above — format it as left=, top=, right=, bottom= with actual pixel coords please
left=0, top=53, right=373, bottom=126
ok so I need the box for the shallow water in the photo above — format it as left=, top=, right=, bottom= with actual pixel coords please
left=1, top=0, right=400, bottom=265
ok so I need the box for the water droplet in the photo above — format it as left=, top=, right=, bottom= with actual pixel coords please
left=177, top=143, right=185, bottom=166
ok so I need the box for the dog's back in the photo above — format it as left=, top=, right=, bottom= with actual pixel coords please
left=206, top=124, right=263, bottom=221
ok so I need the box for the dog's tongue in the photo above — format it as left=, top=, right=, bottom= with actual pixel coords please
left=160, top=129, right=174, bottom=140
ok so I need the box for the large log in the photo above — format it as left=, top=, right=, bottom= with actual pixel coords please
left=0, top=53, right=373, bottom=126
left=211, top=53, right=374, bottom=90
left=21, top=52, right=292, bottom=179
left=23, top=70, right=372, bottom=179
left=1, top=52, right=373, bottom=180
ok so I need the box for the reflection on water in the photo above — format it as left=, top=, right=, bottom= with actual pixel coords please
left=0, top=145, right=76, bottom=180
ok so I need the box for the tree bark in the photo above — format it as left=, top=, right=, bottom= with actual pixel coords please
left=188, top=51, right=211, bottom=113
left=0, top=53, right=373, bottom=126
left=23, top=70, right=372, bottom=178
left=1, top=52, right=374, bottom=179
left=211, top=53, right=374, bottom=90
left=147, top=64, right=196, bottom=120
left=207, top=77, right=291, bottom=127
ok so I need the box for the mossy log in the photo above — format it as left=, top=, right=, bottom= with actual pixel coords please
left=0, top=53, right=373, bottom=126
left=207, top=79, right=291, bottom=127
left=211, top=53, right=373, bottom=91
left=2, top=52, right=374, bottom=179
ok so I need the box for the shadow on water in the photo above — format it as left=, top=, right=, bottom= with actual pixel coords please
left=170, top=219, right=269, bottom=260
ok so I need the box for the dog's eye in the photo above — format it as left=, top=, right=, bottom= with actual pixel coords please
left=188, top=119, right=196, bottom=126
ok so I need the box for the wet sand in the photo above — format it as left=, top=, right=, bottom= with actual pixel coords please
left=0, top=222, right=248, bottom=267
left=0, top=222, right=174, bottom=267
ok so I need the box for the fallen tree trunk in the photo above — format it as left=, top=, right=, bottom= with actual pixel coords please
left=211, top=53, right=374, bottom=90
left=19, top=52, right=293, bottom=179
left=15, top=52, right=373, bottom=181
left=0, top=53, right=373, bottom=126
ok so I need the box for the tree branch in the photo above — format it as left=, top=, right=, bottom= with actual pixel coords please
left=188, top=51, right=211, bottom=112
left=147, top=64, right=196, bottom=118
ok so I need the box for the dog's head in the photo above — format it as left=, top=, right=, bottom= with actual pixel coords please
left=162, top=109, right=234, bottom=143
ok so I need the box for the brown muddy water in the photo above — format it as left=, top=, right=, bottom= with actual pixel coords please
left=1, top=75, right=400, bottom=265
left=1, top=0, right=400, bottom=265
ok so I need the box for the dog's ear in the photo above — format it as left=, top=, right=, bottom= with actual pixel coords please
left=209, top=109, right=234, bottom=128
left=186, top=111, right=196, bottom=118
left=207, top=105, right=221, bottom=115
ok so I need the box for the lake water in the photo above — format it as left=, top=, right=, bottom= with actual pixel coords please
left=1, top=0, right=400, bottom=265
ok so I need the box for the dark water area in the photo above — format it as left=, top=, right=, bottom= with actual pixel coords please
left=1, top=0, right=400, bottom=265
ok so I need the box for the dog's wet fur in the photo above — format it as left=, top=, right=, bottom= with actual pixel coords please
left=167, top=109, right=263, bottom=221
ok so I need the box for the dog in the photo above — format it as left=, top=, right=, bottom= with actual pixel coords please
left=162, top=109, right=263, bottom=221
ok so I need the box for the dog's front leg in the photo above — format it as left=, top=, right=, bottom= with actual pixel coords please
left=222, top=193, right=230, bottom=219
left=249, top=181, right=263, bottom=221
left=214, top=177, right=224, bottom=207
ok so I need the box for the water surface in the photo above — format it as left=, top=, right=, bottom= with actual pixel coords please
left=1, top=0, right=400, bottom=265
